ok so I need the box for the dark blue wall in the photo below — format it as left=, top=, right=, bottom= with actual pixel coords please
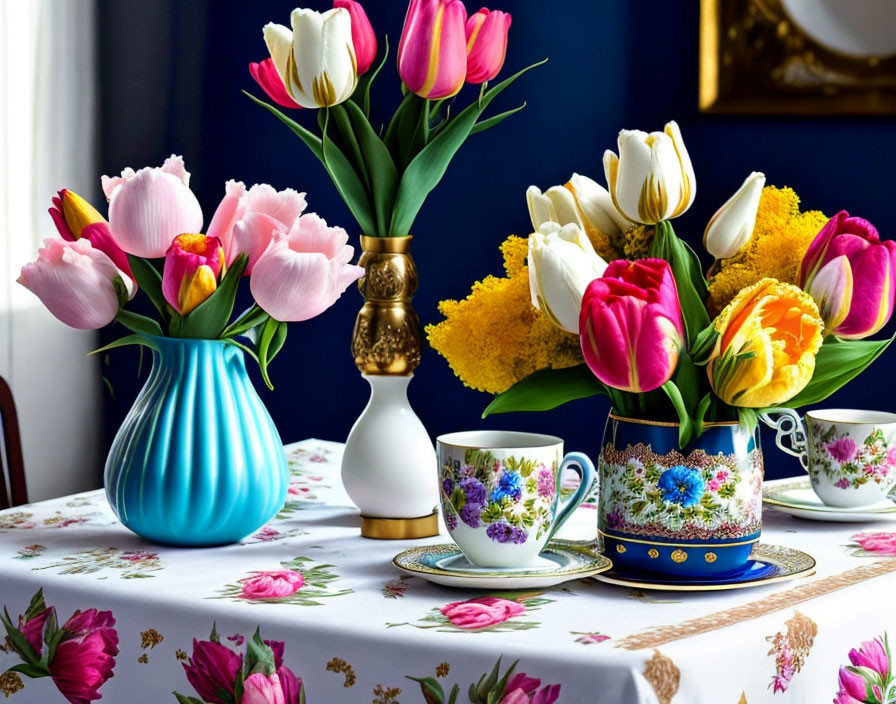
left=98, top=0, right=896, bottom=481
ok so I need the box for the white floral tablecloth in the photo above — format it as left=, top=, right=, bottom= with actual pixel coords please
left=0, top=439, right=894, bottom=704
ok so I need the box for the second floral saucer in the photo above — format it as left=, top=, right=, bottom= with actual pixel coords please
left=393, top=540, right=612, bottom=589
left=591, top=544, right=816, bottom=592
left=763, top=477, right=896, bottom=523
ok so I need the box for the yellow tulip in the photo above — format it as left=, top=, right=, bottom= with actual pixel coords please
left=708, top=278, right=823, bottom=407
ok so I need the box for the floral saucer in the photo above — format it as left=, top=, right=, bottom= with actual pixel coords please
left=591, top=544, right=815, bottom=591
left=393, top=540, right=612, bottom=589
left=763, top=477, right=896, bottom=522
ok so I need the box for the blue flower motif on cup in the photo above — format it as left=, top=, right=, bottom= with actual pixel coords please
left=658, top=465, right=706, bottom=507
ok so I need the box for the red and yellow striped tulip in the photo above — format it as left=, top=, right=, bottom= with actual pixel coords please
left=162, top=234, right=225, bottom=315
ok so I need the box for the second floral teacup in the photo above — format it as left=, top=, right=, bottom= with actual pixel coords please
left=763, top=408, right=896, bottom=507
left=436, top=431, right=595, bottom=568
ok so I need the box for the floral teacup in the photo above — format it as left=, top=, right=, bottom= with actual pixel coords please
left=436, top=431, right=595, bottom=568
left=762, top=408, right=896, bottom=508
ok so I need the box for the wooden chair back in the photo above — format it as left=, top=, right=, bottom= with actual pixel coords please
left=0, top=376, right=27, bottom=509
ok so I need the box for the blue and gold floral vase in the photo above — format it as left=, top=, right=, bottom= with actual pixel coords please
left=598, top=413, right=763, bottom=577
left=105, top=336, right=289, bottom=546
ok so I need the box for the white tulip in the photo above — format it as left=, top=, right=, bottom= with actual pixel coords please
left=603, top=120, right=696, bottom=225
left=527, top=174, right=633, bottom=238
left=264, top=8, right=357, bottom=109
left=528, top=222, right=608, bottom=333
left=703, top=171, right=766, bottom=260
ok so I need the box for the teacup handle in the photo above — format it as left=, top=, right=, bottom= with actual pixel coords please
left=546, top=452, right=596, bottom=542
left=759, top=409, right=808, bottom=471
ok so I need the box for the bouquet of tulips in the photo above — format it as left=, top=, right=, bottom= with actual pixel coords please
left=430, top=120, right=896, bottom=446
left=247, top=0, right=541, bottom=237
left=18, top=155, right=363, bottom=387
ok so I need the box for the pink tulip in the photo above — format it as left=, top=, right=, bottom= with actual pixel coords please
left=500, top=673, right=560, bottom=704
left=182, top=639, right=241, bottom=704
left=18, top=238, right=134, bottom=330
left=243, top=672, right=286, bottom=704
left=249, top=58, right=302, bottom=109
left=799, top=211, right=896, bottom=339
left=838, top=667, right=870, bottom=702
left=162, top=234, right=225, bottom=315
left=239, top=569, right=304, bottom=599
left=465, top=8, right=511, bottom=84
left=101, top=155, right=203, bottom=258
left=580, top=258, right=684, bottom=393
left=49, top=609, right=119, bottom=704
left=207, top=181, right=307, bottom=272
left=250, top=213, right=363, bottom=322
left=49, top=189, right=132, bottom=277
left=334, top=0, right=377, bottom=75
left=851, top=531, right=896, bottom=555
left=834, top=688, right=864, bottom=704
left=439, top=596, right=525, bottom=629
left=263, top=640, right=304, bottom=704
left=849, top=638, right=889, bottom=676
left=18, top=605, right=53, bottom=656
left=398, top=0, right=468, bottom=99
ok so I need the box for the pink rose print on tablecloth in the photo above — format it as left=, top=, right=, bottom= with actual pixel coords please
left=572, top=631, right=611, bottom=645
left=177, top=625, right=304, bottom=704
left=0, top=588, right=118, bottom=703
left=240, top=570, right=305, bottom=599
left=440, top=596, right=526, bottom=629
left=833, top=633, right=892, bottom=704
left=848, top=531, right=896, bottom=556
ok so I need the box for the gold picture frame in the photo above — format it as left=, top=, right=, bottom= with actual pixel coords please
left=700, top=0, right=896, bottom=114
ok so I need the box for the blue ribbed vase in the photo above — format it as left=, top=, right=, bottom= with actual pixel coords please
left=104, top=336, right=288, bottom=546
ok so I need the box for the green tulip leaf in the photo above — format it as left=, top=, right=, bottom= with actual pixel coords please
left=89, top=334, right=159, bottom=356
left=482, top=364, right=607, bottom=417
left=406, top=677, right=445, bottom=704
left=661, top=380, right=696, bottom=448
left=777, top=333, right=894, bottom=408
left=173, top=694, right=206, bottom=704
left=244, top=92, right=375, bottom=235
left=343, top=100, right=399, bottom=236
left=126, top=255, right=169, bottom=323
left=469, top=102, right=527, bottom=136
left=694, top=393, right=714, bottom=436
left=177, top=254, right=248, bottom=339
left=689, top=323, right=719, bottom=365
left=390, top=59, right=546, bottom=236
left=222, top=305, right=269, bottom=338
left=649, top=220, right=710, bottom=347
left=115, top=309, right=164, bottom=337
left=737, top=407, right=759, bottom=435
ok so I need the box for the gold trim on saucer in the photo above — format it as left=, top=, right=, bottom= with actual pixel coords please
left=762, top=478, right=896, bottom=514
left=598, top=530, right=761, bottom=548
left=360, top=512, right=439, bottom=539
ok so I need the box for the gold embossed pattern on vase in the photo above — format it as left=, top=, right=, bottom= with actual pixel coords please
left=352, top=236, right=423, bottom=375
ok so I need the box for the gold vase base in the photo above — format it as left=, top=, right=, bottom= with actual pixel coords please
left=360, top=512, right=440, bottom=540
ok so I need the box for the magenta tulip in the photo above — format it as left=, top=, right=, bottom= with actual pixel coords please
left=839, top=667, right=871, bottom=702
left=277, top=665, right=304, bottom=704
left=18, top=238, right=134, bottom=330
left=250, top=213, right=363, bottom=321
left=799, top=210, right=896, bottom=339
left=162, top=234, right=225, bottom=315
left=101, top=155, right=204, bottom=258
left=334, top=0, right=377, bottom=75
left=243, top=672, right=286, bottom=704
left=18, top=605, right=53, bottom=656
left=48, top=189, right=132, bottom=277
left=849, top=637, right=889, bottom=676
left=465, top=8, right=511, bottom=84
left=833, top=689, right=864, bottom=704
left=207, top=181, right=307, bottom=272
left=249, top=59, right=302, bottom=109
left=398, top=0, right=468, bottom=99
left=182, top=639, right=241, bottom=704
left=49, top=609, right=119, bottom=704
left=580, top=258, right=684, bottom=393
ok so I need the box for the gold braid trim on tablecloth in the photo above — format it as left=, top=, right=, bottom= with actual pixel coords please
left=616, top=559, right=896, bottom=651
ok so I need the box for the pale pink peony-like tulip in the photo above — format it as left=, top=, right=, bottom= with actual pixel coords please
left=239, top=569, right=305, bottom=599
left=439, top=596, right=525, bottom=629
left=182, top=639, right=242, bottom=704
left=249, top=58, right=302, bottom=109
left=250, top=213, right=363, bottom=322
left=799, top=211, right=896, bottom=339
left=207, top=181, right=306, bottom=272
left=102, top=155, right=203, bottom=258
left=334, top=0, right=377, bottom=75
left=49, top=608, right=119, bottom=704
left=18, top=238, right=134, bottom=330
left=580, top=258, right=684, bottom=393
left=243, top=672, right=286, bottom=704
left=398, top=0, right=468, bottom=99
left=465, top=8, right=511, bottom=84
